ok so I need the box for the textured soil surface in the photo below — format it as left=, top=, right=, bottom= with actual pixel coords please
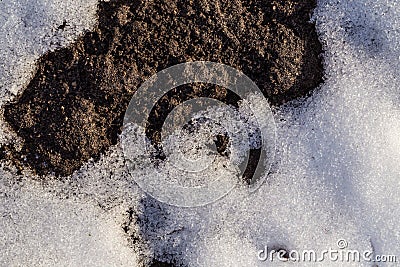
left=3, top=0, right=323, bottom=177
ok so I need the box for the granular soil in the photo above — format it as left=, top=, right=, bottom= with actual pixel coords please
left=2, top=0, right=323, bottom=177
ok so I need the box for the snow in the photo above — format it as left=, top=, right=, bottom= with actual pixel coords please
left=1, top=0, right=400, bottom=266
left=0, top=174, right=138, bottom=266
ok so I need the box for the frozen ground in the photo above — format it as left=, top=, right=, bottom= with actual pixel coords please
left=1, top=0, right=400, bottom=266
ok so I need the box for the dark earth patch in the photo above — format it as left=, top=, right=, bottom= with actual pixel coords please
left=123, top=199, right=187, bottom=267
left=150, top=261, right=176, bottom=267
left=3, top=0, right=323, bottom=177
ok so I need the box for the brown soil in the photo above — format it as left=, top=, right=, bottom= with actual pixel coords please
left=2, top=0, right=323, bottom=177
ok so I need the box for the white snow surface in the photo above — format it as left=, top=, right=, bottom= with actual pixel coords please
left=1, top=0, right=400, bottom=266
